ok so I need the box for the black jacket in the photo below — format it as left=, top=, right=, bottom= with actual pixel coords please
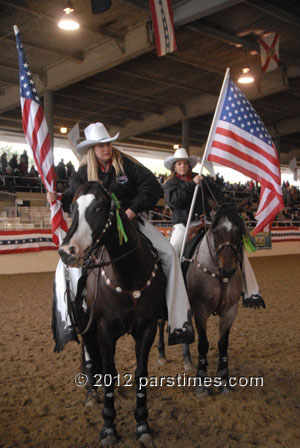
left=61, top=154, right=162, bottom=214
left=164, top=174, right=223, bottom=225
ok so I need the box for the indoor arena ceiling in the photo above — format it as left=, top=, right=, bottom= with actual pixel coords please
left=1, top=0, right=300, bottom=165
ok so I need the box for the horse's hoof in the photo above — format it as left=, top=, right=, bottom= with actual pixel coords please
left=138, top=432, right=153, bottom=447
left=158, top=356, right=167, bottom=366
left=136, top=423, right=153, bottom=447
left=218, top=379, right=233, bottom=394
left=195, top=386, right=211, bottom=398
left=183, top=360, right=193, bottom=371
left=85, top=388, right=101, bottom=407
left=100, top=425, right=119, bottom=446
left=100, top=434, right=118, bottom=447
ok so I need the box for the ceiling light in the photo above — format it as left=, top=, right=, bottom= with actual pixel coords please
left=60, top=127, right=68, bottom=134
left=238, top=67, right=254, bottom=84
left=173, top=144, right=179, bottom=149
left=58, top=2, right=80, bottom=31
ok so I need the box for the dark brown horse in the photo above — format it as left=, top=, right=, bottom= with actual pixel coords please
left=186, top=204, right=244, bottom=395
left=58, top=181, right=165, bottom=446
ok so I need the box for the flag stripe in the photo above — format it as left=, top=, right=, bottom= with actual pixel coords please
left=216, top=124, right=279, bottom=164
left=211, top=137, right=281, bottom=189
left=208, top=149, right=281, bottom=197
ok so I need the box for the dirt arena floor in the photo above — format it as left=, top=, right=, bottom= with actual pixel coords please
left=1, top=255, right=300, bottom=448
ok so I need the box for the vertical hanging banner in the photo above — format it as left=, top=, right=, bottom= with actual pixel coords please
left=14, top=25, right=68, bottom=245
left=259, top=32, right=280, bottom=73
left=288, top=157, right=298, bottom=181
left=149, top=0, right=177, bottom=57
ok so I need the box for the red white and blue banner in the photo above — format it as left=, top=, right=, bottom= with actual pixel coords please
left=149, top=0, right=177, bottom=57
left=0, top=230, right=56, bottom=254
left=271, top=227, right=300, bottom=243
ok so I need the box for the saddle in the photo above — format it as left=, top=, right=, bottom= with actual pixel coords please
left=181, top=223, right=207, bottom=281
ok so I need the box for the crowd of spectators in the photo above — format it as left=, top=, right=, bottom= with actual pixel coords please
left=154, top=172, right=300, bottom=228
left=1, top=150, right=300, bottom=227
left=0, top=151, right=75, bottom=193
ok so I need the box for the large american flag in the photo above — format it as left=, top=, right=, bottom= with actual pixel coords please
left=149, top=0, right=177, bottom=57
left=14, top=25, right=68, bottom=245
left=207, top=71, right=284, bottom=236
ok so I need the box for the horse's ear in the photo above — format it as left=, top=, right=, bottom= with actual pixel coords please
left=236, top=198, right=248, bottom=213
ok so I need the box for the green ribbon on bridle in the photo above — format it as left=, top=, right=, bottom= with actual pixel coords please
left=111, top=193, right=128, bottom=245
left=242, top=233, right=256, bottom=253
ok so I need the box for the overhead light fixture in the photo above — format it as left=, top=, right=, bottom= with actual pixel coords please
left=60, top=126, right=68, bottom=134
left=173, top=144, right=179, bottom=149
left=238, top=67, right=255, bottom=84
left=58, top=2, right=80, bottom=31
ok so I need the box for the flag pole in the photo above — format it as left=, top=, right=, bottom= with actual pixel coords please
left=179, top=67, right=231, bottom=261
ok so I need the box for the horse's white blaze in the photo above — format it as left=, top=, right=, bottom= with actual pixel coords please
left=222, top=217, right=233, bottom=232
left=70, top=194, right=95, bottom=250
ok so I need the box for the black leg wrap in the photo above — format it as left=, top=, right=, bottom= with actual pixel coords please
left=103, top=406, right=116, bottom=420
left=100, top=423, right=118, bottom=441
left=135, top=388, right=148, bottom=423
left=197, top=357, right=208, bottom=378
left=136, top=422, right=150, bottom=440
left=217, top=330, right=229, bottom=379
left=134, top=406, right=148, bottom=422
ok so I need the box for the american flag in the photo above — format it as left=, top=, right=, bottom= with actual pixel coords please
left=14, top=25, right=68, bottom=245
left=149, top=0, right=177, bottom=57
left=207, top=71, right=284, bottom=236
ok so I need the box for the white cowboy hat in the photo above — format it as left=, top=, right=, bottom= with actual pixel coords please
left=164, top=147, right=198, bottom=171
left=76, top=122, right=119, bottom=155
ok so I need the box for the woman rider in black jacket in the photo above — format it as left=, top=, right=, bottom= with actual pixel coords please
left=48, top=123, right=194, bottom=346
left=164, top=147, right=222, bottom=256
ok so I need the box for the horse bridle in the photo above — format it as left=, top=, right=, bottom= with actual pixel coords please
left=211, top=233, right=243, bottom=278
left=82, top=190, right=137, bottom=270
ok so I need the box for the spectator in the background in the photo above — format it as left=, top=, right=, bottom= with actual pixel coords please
left=29, top=165, right=38, bottom=177
left=8, top=154, right=19, bottom=173
left=18, top=156, right=28, bottom=177
left=66, top=161, right=75, bottom=180
left=21, top=149, right=29, bottom=166
left=56, top=159, right=66, bottom=180
left=0, top=152, right=8, bottom=173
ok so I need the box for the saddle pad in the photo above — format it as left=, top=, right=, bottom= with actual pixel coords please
left=181, top=228, right=206, bottom=281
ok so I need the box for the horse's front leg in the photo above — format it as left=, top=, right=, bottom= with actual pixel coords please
left=193, top=308, right=210, bottom=397
left=217, top=303, right=238, bottom=393
left=157, top=319, right=166, bottom=365
left=97, top=326, right=119, bottom=446
left=81, top=323, right=102, bottom=406
left=134, top=321, right=157, bottom=446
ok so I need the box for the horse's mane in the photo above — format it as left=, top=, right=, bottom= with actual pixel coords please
left=73, top=181, right=109, bottom=202
left=211, top=203, right=245, bottom=235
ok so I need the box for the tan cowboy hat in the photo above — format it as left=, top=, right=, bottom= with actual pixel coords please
left=77, top=122, right=119, bottom=155
left=164, top=147, right=198, bottom=171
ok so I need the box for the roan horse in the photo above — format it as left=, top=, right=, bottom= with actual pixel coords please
left=186, top=203, right=245, bottom=394
left=58, top=181, right=165, bottom=446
